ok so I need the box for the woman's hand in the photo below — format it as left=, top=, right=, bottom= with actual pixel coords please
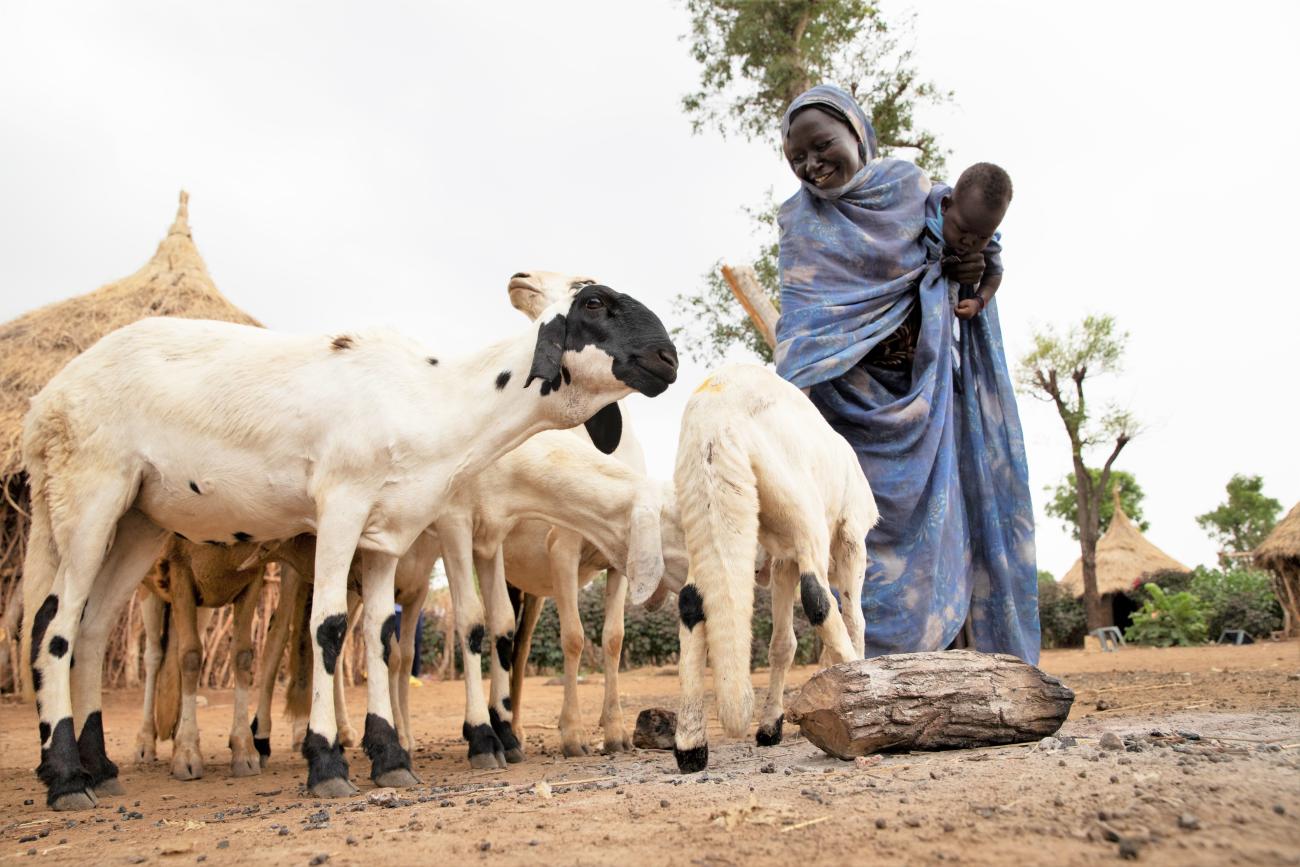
left=954, top=298, right=984, bottom=320
left=942, top=251, right=985, bottom=286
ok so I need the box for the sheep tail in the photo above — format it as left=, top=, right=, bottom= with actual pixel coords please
left=283, top=575, right=313, bottom=724
left=154, top=603, right=181, bottom=741
left=673, top=419, right=757, bottom=738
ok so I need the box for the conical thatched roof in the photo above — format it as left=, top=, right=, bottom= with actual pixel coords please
left=1255, top=501, right=1300, bottom=568
left=1058, top=494, right=1189, bottom=597
left=0, top=191, right=259, bottom=479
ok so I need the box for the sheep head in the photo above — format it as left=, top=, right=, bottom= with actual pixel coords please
left=507, top=271, right=599, bottom=322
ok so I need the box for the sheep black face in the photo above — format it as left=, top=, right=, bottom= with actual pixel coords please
left=527, top=284, right=678, bottom=398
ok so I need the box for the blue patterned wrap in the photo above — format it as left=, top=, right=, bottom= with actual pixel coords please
left=774, top=86, right=1040, bottom=662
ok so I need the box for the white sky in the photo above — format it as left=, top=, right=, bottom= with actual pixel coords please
left=2, top=1, right=1296, bottom=579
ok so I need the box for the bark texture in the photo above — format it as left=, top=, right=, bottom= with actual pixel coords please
left=787, top=650, right=1074, bottom=759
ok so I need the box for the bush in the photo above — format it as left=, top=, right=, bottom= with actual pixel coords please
left=1037, top=573, right=1087, bottom=648
left=1124, top=583, right=1208, bottom=647
left=1187, top=566, right=1282, bottom=640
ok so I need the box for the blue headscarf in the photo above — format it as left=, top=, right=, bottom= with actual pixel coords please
left=775, top=85, right=1040, bottom=663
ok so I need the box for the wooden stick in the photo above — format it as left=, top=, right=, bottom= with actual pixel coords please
left=721, top=264, right=779, bottom=350
left=782, top=815, right=831, bottom=833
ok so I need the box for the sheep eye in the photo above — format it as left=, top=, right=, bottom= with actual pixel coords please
left=584, top=297, right=604, bottom=311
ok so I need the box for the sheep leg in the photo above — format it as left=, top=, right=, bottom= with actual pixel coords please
left=599, top=569, right=631, bottom=753
left=226, top=574, right=263, bottom=777
left=796, top=557, right=857, bottom=665
left=359, top=550, right=419, bottom=788
left=335, top=593, right=362, bottom=749
left=303, top=504, right=369, bottom=798
left=134, top=589, right=165, bottom=765
left=30, top=478, right=144, bottom=810
left=830, top=533, right=867, bottom=659
left=252, top=563, right=299, bottom=766
left=757, top=560, right=799, bottom=746
left=439, top=515, right=505, bottom=768
left=673, top=581, right=710, bottom=773
left=549, top=531, right=590, bottom=758
left=70, top=512, right=169, bottom=797
left=169, top=556, right=205, bottom=781
left=477, top=547, right=524, bottom=763
left=393, top=587, right=427, bottom=752
left=508, top=591, right=542, bottom=743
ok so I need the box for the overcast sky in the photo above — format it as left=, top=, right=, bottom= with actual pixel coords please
left=2, top=1, right=1296, bottom=579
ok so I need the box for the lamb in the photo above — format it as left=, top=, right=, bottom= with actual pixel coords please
left=668, top=364, right=877, bottom=773
left=20, top=284, right=677, bottom=809
left=500, top=270, right=657, bottom=755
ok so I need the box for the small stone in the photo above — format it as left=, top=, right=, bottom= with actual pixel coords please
left=478, top=841, right=491, bottom=852
left=278, top=827, right=290, bottom=836
left=309, top=855, right=329, bottom=866
left=1099, top=732, right=1124, bottom=751
left=942, top=823, right=955, bottom=833
left=1096, top=698, right=1114, bottom=711
left=216, top=840, right=229, bottom=849
left=22, top=799, right=33, bottom=806
left=368, top=790, right=399, bottom=808
left=632, top=708, right=676, bottom=751
left=760, top=763, right=775, bottom=774
left=875, top=818, right=887, bottom=829
left=659, top=799, right=670, bottom=808
left=1178, top=814, right=1200, bottom=830
left=127, top=857, right=146, bottom=865
left=1037, top=736, right=1061, bottom=751
left=1118, top=838, right=1142, bottom=860
left=1273, top=805, right=1286, bottom=816
left=1053, top=797, right=1065, bottom=808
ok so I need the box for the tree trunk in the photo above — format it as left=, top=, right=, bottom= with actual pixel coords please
left=786, top=650, right=1074, bottom=759
left=1073, top=460, right=1105, bottom=630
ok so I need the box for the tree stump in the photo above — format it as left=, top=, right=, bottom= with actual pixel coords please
left=786, top=650, right=1074, bottom=759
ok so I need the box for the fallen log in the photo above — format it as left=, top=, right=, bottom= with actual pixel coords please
left=786, top=650, right=1074, bottom=759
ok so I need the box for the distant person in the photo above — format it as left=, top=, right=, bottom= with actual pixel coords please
left=774, top=84, right=1039, bottom=662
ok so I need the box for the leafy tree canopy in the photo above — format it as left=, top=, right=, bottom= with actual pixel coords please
left=1195, top=474, right=1282, bottom=565
left=1045, top=469, right=1147, bottom=541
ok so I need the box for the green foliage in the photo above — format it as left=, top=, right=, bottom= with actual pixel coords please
left=1195, top=474, right=1282, bottom=566
left=1044, top=469, right=1147, bottom=541
left=1187, top=566, right=1283, bottom=640
left=680, top=0, right=951, bottom=171
left=1017, top=315, right=1132, bottom=448
left=1037, top=571, right=1087, bottom=649
left=672, top=195, right=780, bottom=365
left=1123, top=583, right=1208, bottom=647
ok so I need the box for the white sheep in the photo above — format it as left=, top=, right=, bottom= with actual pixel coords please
left=21, top=284, right=677, bottom=809
left=500, top=270, right=656, bottom=756
left=669, top=364, right=877, bottom=773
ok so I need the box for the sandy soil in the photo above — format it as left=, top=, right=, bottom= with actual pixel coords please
left=2, top=642, right=1298, bottom=866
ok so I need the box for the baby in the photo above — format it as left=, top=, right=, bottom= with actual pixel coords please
left=934, top=162, right=1014, bottom=319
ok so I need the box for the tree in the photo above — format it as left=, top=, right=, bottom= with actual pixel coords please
left=673, top=0, right=951, bottom=364
left=1195, top=474, right=1282, bottom=566
left=1018, top=315, right=1136, bottom=631
left=1045, top=469, right=1147, bottom=541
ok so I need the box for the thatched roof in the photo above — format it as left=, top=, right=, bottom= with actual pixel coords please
left=1058, top=496, right=1189, bottom=597
left=1255, top=501, right=1300, bottom=568
left=0, top=192, right=259, bottom=479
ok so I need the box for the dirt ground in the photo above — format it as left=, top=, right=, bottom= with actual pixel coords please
left=2, top=642, right=1298, bottom=866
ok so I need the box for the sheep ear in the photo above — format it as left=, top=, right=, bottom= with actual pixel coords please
left=626, top=501, right=665, bottom=606
left=526, top=313, right=566, bottom=393
left=583, top=403, right=622, bottom=454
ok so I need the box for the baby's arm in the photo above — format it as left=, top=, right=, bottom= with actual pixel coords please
left=955, top=237, right=1004, bottom=319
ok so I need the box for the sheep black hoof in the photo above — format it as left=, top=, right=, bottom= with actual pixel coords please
left=93, top=777, right=125, bottom=796
left=51, top=789, right=98, bottom=811
left=463, top=721, right=505, bottom=769
left=674, top=744, right=709, bottom=774
left=756, top=715, right=784, bottom=747
left=489, top=708, right=523, bottom=764
left=504, top=747, right=525, bottom=763
left=311, top=777, right=359, bottom=799
left=374, top=768, right=420, bottom=788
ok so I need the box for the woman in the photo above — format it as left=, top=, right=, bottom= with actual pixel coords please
left=774, top=85, right=1039, bottom=662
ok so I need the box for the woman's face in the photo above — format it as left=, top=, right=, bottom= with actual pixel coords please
left=783, top=107, right=863, bottom=190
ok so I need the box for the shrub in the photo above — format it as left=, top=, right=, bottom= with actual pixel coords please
left=1187, top=566, right=1282, bottom=640
left=1124, top=583, right=1208, bottom=647
left=1037, top=572, right=1087, bottom=648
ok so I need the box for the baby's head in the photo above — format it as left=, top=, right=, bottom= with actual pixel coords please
left=942, top=163, right=1014, bottom=256
left=782, top=105, right=867, bottom=191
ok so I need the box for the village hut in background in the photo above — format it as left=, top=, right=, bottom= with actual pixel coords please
left=0, top=192, right=265, bottom=694
left=1058, top=494, right=1189, bottom=630
left=1254, top=501, right=1300, bottom=637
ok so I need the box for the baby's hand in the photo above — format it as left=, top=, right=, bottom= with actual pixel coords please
left=942, top=251, right=985, bottom=286
left=954, top=298, right=984, bottom=320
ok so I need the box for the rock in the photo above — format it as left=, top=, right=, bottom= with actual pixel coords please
left=1037, top=736, right=1061, bottom=751
left=309, top=855, right=329, bottom=866
left=126, top=857, right=146, bottom=865
left=478, top=841, right=491, bottom=852
left=633, top=708, right=677, bottom=750
left=367, top=790, right=399, bottom=808
left=1274, top=805, right=1286, bottom=816
left=854, top=755, right=882, bottom=769
left=1176, top=730, right=1201, bottom=741
left=874, top=817, right=887, bottom=829
left=1178, top=814, right=1200, bottom=830
left=1118, top=838, right=1142, bottom=860
left=1099, top=732, right=1124, bottom=751
left=1095, top=698, right=1114, bottom=711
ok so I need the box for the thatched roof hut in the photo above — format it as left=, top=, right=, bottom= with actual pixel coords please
left=0, top=191, right=259, bottom=692
left=1058, top=497, right=1189, bottom=628
left=1254, top=501, right=1300, bottom=636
